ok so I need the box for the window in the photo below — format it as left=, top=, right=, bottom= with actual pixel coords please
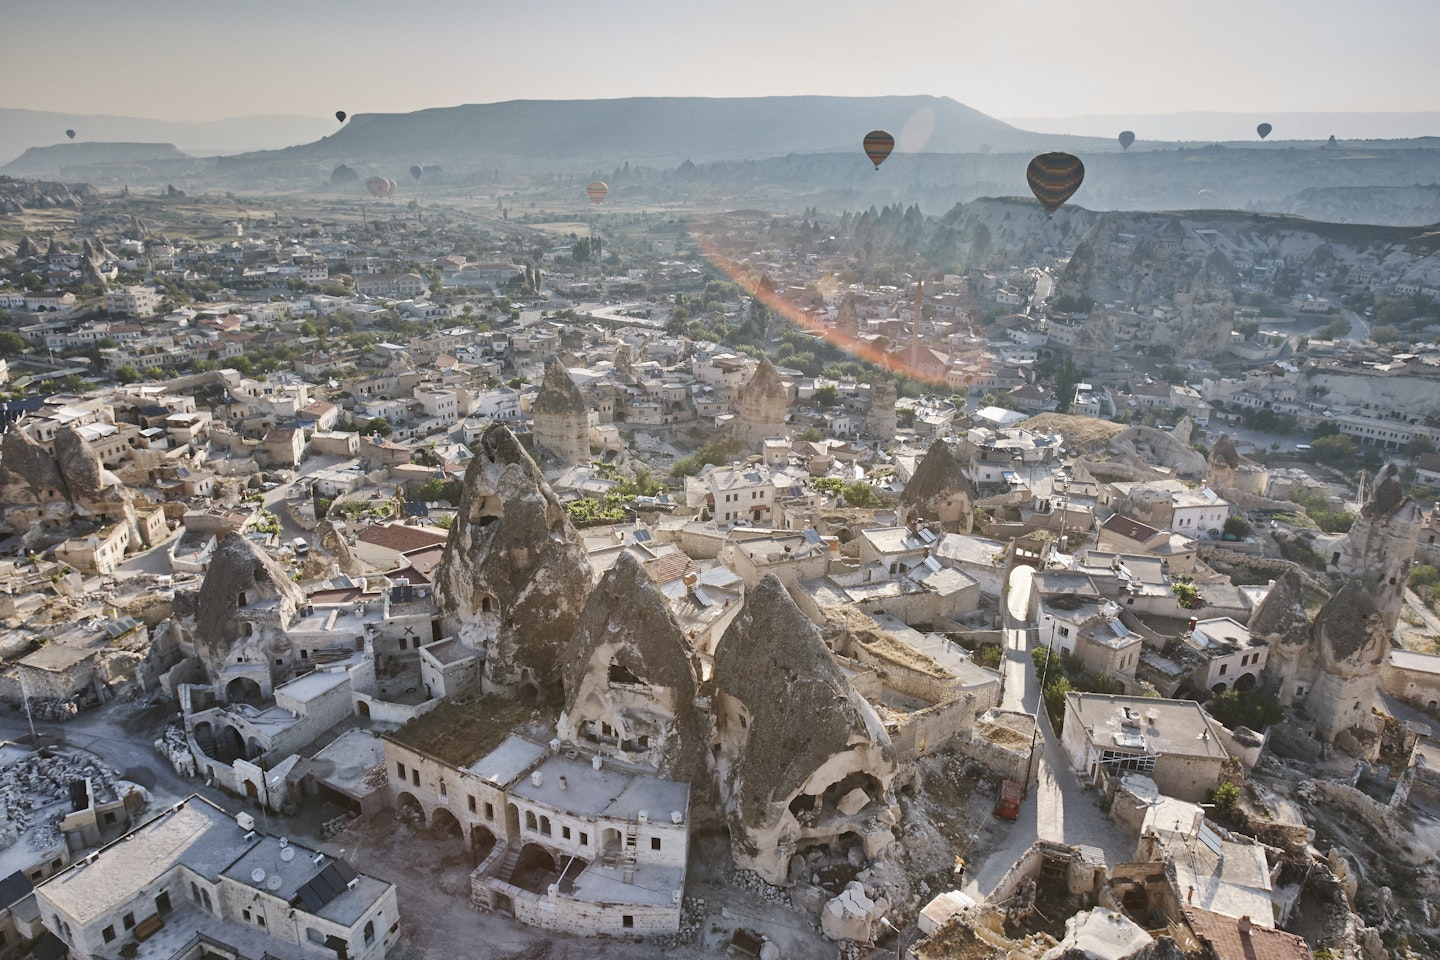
left=412, top=770, right=419, bottom=786
left=562, top=826, right=571, bottom=840
left=364, top=921, right=375, bottom=945
left=257, top=916, right=266, bottom=929
left=623, top=916, right=634, bottom=929
left=1219, top=663, right=1228, bottom=676
left=468, top=795, right=477, bottom=813
left=243, top=909, right=252, bottom=922
left=123, top=913, right=136, bottom=930
left=439, top=781, right=447, bottom=797
left=485, top=802, right=494, bottom=820
left=580, top=832, right=589, bottom=846
left=651, top=837, right=661, bottom=851
left=525, top=811, right=537, bottom=831
left=307, top=928, right=325, bottom=945
left=397, top=762, right=406, bottom=779
left=1059, top=627, right=1070, bottom=638
left=103, top=927, right=116, bottom=943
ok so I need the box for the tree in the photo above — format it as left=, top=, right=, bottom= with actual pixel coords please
left=0, top=332, right=28, bottom=356
left=1223, top=516, right=1253, bottom=539
left=1308, top=433, right=1356, bottom=466
left=1410, top=565, right=1440, bottom=589
left=362, top=417, right=393, bottom=437
left=115, top=366, right=142, bottom=384
left=812, top=386, right=839, bottom=407
left=840, top=480, right=877, bottom=507
left=1211, top=782, right=1241, bottom=819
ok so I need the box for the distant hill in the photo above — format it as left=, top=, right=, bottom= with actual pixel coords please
left=1003, top=110, right=1440, bottom=144
left=1, top=142, right=190, bottom=177
left=0, top=108, right=336, bottom=165
left=231, top=95, right=1110, bottom=169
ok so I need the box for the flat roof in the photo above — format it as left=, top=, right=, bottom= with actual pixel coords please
left=312, top=729, right=387, bottom=801
left=507, top=753, right=689, bottom=823
left=386, top=696, right=537, bottom=768
left=38, top=798, right=251, bottom=924
left=1067, top=693, right=1229, bottom=762
left=466, top=734, right=547, bottom=786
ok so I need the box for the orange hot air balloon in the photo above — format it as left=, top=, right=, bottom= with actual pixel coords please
left=863, top=130, right=895, bottom=170
left=586, top=180, right=608, bottom=204
left=1026, top=152, right=1085, bottom=214
left=336, top=110, right=347, bottom=123
left=366, top=176, right=397, bottom=199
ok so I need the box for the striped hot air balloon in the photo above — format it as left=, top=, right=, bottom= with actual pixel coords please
left=586, top=180, right=608, bottom=204
left=863, top=130, right=895, bottom=170
left=1026, top=152, right=1085, bottom=215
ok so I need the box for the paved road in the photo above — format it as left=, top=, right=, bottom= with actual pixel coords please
left=963, top=566, right=1135, bottom=901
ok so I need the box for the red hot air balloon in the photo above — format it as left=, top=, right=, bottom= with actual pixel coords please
left=863, top=130, right=895, bottom=170
left=1118, top=130, right=1135, bottom=151
left=65, top=129, right=76, bottom=141
left=586, top=180, right=608, bottom=204
left=1026, top=152, right=1085, bottom=215
left=366, top=176, right=398, bottom=199
left=336, top=110, right=347, bottom=124
left=1256, top=122, right=1272, bottom=140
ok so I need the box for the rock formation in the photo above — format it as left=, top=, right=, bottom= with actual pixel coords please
left=531, top=358, right=590, bottom=467
left=1306, top=581, right=1390, bottom=744
left=1330, top=463, right=1419, bottom=631
left=191, top=532, right=307, bottom=684
left=1106, top=423, right=1207, bottom=480
left=434, top=424, right=593, bottom=704
left=1251, top=570, right=1316, bottom=706
left=711, top=575, right=897, bottom=885
left=557, top=552, right=705, bottom=779
left=732, top=357, right=790, bottom=450
left=899, top=439, right=975, bottom=532
left=835, top=293, right=860, bottom=339
left=0, top=424, right=136, bottom=538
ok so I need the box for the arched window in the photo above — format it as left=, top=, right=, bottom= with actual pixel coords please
left=525, top=810, right=537, bottom=831
left=364, top=921, right=375, bottom=945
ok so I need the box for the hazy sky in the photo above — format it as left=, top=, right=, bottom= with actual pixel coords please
left=5, top=0, right=1438, bottom=123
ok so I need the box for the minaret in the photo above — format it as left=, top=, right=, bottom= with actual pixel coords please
left=910, top=280, right=924, bottom=371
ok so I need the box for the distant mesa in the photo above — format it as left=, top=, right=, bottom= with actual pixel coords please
left=1, top=141, right=190, bottom=177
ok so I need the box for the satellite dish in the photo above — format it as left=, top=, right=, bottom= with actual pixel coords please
left=267, top=875, right=282, bottom=891
left=251, top=867, right=267, bottom=884
left=281, top=846, right=296, bottom=862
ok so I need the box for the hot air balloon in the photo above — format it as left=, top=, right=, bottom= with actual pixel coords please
left=335, top=111, right=347, bottom=124
left=586, top=180, right=608, bottom=204
left=65, top=129, right=76, bottom=141
left=1256, top=122, right=1272, bottom=140
left=366, top=176, right=397, bottom=199
left=410, top=165, right=423, bottom=180
left=1026, top=152, right=1085, bottom=215
left=863, top=130, right=895, bottom=170
left=1118, top=130, right=1135, bottom=151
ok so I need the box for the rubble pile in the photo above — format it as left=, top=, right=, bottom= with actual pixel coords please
left=647, top=897, right=705, bottom=948
left=154, top=723, right=197, bottom=777
left=0, top=750, right=127, bottom=850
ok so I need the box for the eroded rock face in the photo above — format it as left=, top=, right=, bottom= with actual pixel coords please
left=531, top=358, right=589, bottom=466
left=1331, top=462, right=1419, bottom=631
left=1307, top=580, right=1391, bottom=743
left=192, top=532, right=307, bottom=681
left=1107, top=424, right=1208, bottom=480
left=557, top=552, right=704, bottom=779
left=863, top=375, right=897, bottom=442
left=900, top=439, right=974, bottom=532
left=434, top=425, right=593, bottom=704
left=712, top=575, right=896, bottom=885
left=732, top=357, right=789, bottom=450
left=0, top=424, right=135, bottom=537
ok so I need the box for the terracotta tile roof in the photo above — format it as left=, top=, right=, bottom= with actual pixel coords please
left=356, top=522, right=448, bottom=554
left=1101, top=512, right=1161, bottom=543
left=1184, top=907, right=1312, bottom=960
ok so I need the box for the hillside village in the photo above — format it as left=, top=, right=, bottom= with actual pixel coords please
left=2, top=187, right=1440, bottom=960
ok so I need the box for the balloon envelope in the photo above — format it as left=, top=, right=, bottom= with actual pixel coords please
left=1026, top=152, right=1085, bottom=214
left=335, top=111, right=347, bottom=123
left=365, top=176, right=397, bottom=198
left=410, top=165, right=423, bottom=180
left=1257, top=122, right=1272, bottom=140
left=1118, top=130, right=1135, bottom=151
left=863, top=130, right=895, bottom=169
left=586, top=180, right=608, bottom=204
left=65, top=129, right=75, bottom=140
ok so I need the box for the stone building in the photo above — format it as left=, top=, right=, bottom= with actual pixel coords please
left=33, top=795, right=398, bottom=960
left=731, top=357, right=790, bottom=450
left=711, top=576, right=898, bottom=885
left=531, top=358, right=590, bottom=467
left=1060, top=693, right=1230, bottom=802
left=862, top=374, right=898, bottom=443
left=434, top=425, right=594, bottom=704
left=1205, top=434, right=1269, bottom=498
left=1328, top=462, right=1420, bottom=632
left=898, top=439, right=976, bottom=533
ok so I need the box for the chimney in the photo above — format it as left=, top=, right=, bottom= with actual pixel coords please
left=1188, top=617, right=1198, bottom=632
left=1237, top=916, right=1252, bottom=936
left=558, top=776, right=568, bottom=791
